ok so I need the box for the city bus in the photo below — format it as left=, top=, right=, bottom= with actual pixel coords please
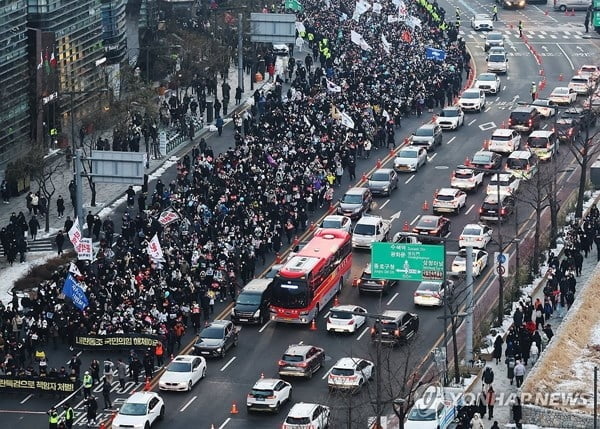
left=270, top=229, right=352, bottom=324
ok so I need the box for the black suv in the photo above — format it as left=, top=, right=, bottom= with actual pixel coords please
left=508, top=106, right=541, bottom=133
left=371, top=310, right=419, bottom=346
left=231, top=278, right=272, bottom=325
left=560, top=107, right=597, bottom=130
left=357, top=263, right=398, bottom=295
left=479, top=193, right=515, bottom=222
left=194, top=320, right=239, bottom=358
left=278, top=344, right=325, bottom=379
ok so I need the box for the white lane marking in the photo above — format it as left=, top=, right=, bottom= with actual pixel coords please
left=66, top=350, right=82, bottom=364
left=502, top=85, right=507, bottom=91
left=447, top=136, right=456, bottom=145
left=299, top=340, right=303, bottom=345
left=405, top=175, right=415, bottom=184
left=220, top=357, right=237, bottom=372
left=465, top=204, right=475, bottom=215
left=180, top=396, right=197, bottom=412
left=323, top=311, right=330, bottom=320
left=218, top=418, right=232, bottom=429
left=555, top=43, right=575, bottom=70
left=428, top=153, right=437, bottom=162
left=485, top=107, right=491, bottom=112
left=380, top=199, right=390, bottom=209
left=542, top=123, right=548, bottom=129
left=468, top=119, right=477, bottom=126
left=357, top=326, right=370, bottom=341
left=322, top=366, right=334, bottom=380
left=391, top=210, right=402, bottom=221
left=386, top=292, right=399, bottom=306
left=258, top=320, right=271, bottom=333
left=20, top=394, right=33, bottom=404
left=410, top=215, right=419, bottom=225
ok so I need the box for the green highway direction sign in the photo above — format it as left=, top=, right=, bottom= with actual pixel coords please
left=371, top=242, right=445, bottom=281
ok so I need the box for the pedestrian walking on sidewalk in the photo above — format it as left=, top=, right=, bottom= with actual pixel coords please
left=486, top=386, right=496, bottom=420
left=235, top=87, right=242, bottom=105
left=512, top=396, right=523, bottom=428
left=29, top=216, right=40, bottom=241
left=493, top=335, right=503, bottom=364
left=55, top=230, right=65, bottom=255
left=102, top=377, right=112, bottom=409
left=85, top=395, right=98, bottom=427
left=482, top=366, right=494, bottom=391
left=216, top=116, right=224, bottom=136
left=1, top=180, right=9, bottom=204
left=56, top=195, right=65, bottom=218
left=514, top=360, right=525, bottom=387
left=506, top=354, right=516, bottom=385
left=469, top=412, right=484, bottom=429
left=117, top=358, right=127, bottom=392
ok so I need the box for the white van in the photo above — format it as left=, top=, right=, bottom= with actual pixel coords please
left=568, top=75, right=594, bottom=95
left=487, top=51, right=508, bottom=74
left=506, top=150, right=538, bottom=180
left=526, top=130, right=558, bottom=161
left=488, top=128, right=521, bottom=154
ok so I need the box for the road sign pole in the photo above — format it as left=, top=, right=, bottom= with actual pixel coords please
left=75, top=148, right=84, bottom=232
left=442, top=240, right=449, bottom=385
left=465, top=245, right=474, bottom=366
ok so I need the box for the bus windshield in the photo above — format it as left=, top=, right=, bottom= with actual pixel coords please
left=271, top=279, right=309, bottom=309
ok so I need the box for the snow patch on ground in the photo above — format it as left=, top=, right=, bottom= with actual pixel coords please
left=0, top=251, right=56, bottom=304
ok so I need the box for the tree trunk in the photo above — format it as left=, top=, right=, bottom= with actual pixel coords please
left=89, top=180, right=97, bottom=207
left=549, top=196, right=559, bottom=248
left=575, top=154, right=588, bottom=219
left=45, top=196, right=51, bottom=233
left=450, top=312, right=460, bottom=385
left=533, top=209, right=541, bottom=275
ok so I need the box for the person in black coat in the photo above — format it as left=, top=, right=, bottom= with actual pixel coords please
left=55, top=231, right=65, bottom=255
left=28, top=217, right=40, bottom=241
left=56, top=195, right=65, bottom=218
left=17, top=237, right=27, bottom=263
left=493, top=335, right=503, bottom=364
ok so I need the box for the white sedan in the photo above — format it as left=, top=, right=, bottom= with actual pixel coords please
left=326, top=305, right=367, bottom=333
left=471, top=13, right=494, bottom=31
left=475, top=73, right=501, bottom=94
left=548, top=86, right=577, bottom=106
left=436, top=107, right=465, bottom=130
left=432, top=188, right=467, bottom=215
left=394, top=146, right=428, bottom=172
left=532, top=98, right=557, bottom=118
left=328, top=358, right=374, bottom=392
left=451, top=249, right=489, bottom=277
left=112, top=392, right=165, bottom=429
left=487, top=173, right=520, bottom=196
left=413, top=280, right=453, bottom=307
left=319, top=215, right=352, bottom=233
left=158, top=355, right=206, bottom=391
left=459, top=224, right=493, bottom=249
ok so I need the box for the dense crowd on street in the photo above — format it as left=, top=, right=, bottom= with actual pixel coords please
left=0, top=0, right=482, bottom=382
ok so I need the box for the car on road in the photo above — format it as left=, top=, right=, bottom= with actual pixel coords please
left=568, top=74, right=594, bottom=95
left=158, top=355, right=207, bottom=392
left=459, top=224, right=493, bottom=249
left=549, top=86, right=577, bottom=106
left=471, top=13, right=494, bottom=31
left=561, top=107, right=597, bottom=130
left=319, top=215, right=352, bottom=233
left=506, top=150, right=538, bottom=180
left=436, top=106, right=465, bottom=130
left=508, top=106, right=541, bottom=133
left=371, top=310, right=419, bottom=346
left=498, top=0, right=525, bottom=9
left=532, top=98, right=557, bottom=118
left=405, top=386, right=464, bottom=429
left=553, top=0, right=592, bottom=11
left=470, top=150, right=503, bottom=172
left=247, top=378, right=292, bottom=413
left=326, top=304, right=367, bottom=334
left=526, top=130, right=558, bottom=161
left=393, top=231, right=421, bottom=244
left=283, top=403, right=330, bottom=429
left=475, top=73, right=501, bottom=94
left=432, top=188, right=467, bottom=215
left=487, top=173, right=520, bottom=196
left=554, top=117, right=581, bottom=143
left=394, top=146, right=428, bottom=172
left=484, top=32, right=504, bottom=51
left=358, top=263, right=398, bottom=295
left=583, top=92, right=600, bottom=113
left=327, top=357, right=374, bottom=392
left=488, top=128, right=521, bottom=154
left=264, top=264, right=283, bottom=279
left=410, top=124, right=443, bottom=151
left=193, top=319, right=239, bottom=358
left=479, top=193, right=515, bottom=222
left=412, top=215, right=451, bottom=240
left=413, top=280, right=453, bottom=307
left=458, top=88, right=486, bottom=112
left=112, top=391, right=165, bottom=429
left=337, top=187, right=373, bottom=219
left=578, top=64, right=600, bottom=82
left=352, top=214, right=391, bottom=249
left=367, top=168, right=399, bottom=196
left=278, top=344, right=325, bottom=379
left=231, top=278, right=272, bottom=325
left=451, top=249, right=489, bottom=277
left=487, top=51, right=508, bottom=74
left=450, top=167, right=484, bottom=192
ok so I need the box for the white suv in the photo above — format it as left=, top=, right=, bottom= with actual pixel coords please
left=327, top=357, right=374, bottom=392
left=488, top=128, right=521, bottom=154
left=283, top=403, right=330, bottom=429
left=247, top=378, right=292, bottom=413
left=459, top=89, right=486, bottom=112
left=112, top=392, right=165, bottom=429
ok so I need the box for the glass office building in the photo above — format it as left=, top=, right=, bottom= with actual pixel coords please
left=0, top=0, right=30, bottom=167
left=101, top=0, right=127, bottom=65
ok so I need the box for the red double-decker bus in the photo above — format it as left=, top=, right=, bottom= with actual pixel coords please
left=270, top=229, right=353, bottom=324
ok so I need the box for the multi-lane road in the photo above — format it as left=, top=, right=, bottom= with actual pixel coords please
left=1, top=2, right=598, bottom=429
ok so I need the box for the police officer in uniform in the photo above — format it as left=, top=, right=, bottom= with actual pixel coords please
left=492, top=4, right=498, bottom=21
left=48, top=407, right=59, bottom=429
left=82, top=370, right=93, bottom=399
left=518, top=20, right=523, bottom=37
left=530, top=81, right=537, bottom=101
left=63, top=402, right=74, bottom=429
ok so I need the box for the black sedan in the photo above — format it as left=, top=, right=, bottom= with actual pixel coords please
left=412, top=215, right=451, bottom=240
left=469, top=150, right=502, bottom=173
left=555, top=118, right=581, bottom=143
left=561, top=107, right=596, bottom=130
left=194, top=320, right=239, bottom=358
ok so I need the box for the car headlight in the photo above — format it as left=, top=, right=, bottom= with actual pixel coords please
left=231, top=308, right=235, bottom=316
left=353, top=207, right=361, bottom=213
left=383, top=186, right=389, bottom=191
left=253, top=309, right=261, bottom=318
left=216, top=347, right=222, bottom=352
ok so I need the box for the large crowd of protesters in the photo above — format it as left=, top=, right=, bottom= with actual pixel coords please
left=0, top=0, right=594, bottom=388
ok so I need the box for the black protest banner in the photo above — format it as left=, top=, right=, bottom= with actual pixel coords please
left=0, top=376, right=79, bottom=393
left=74, top=333, right=160, bottom=350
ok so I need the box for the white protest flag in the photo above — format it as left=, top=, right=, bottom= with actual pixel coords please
left=69, top=262, right=82, bottom=277
left=387, top=15, right=399, bottom=23
left=397, top=0, right=408, bottom=19
left=304, top=115, right=312, bottom=127
left=352, top=0, right=371, bottom=21
left=382, top=109, right=391, bottom=121
left=391, top=0, right=401, bottom=5
left=406, top=15, right=422, bottom=29
left=326, top=79, right=342, bottom=93
left=350, top=30, right=372, bottom=51
left=372, top=2, right=382, bottom=13
left=68, top=218, right=82, bottom=249
left=340, top=111, right=355, bottom=129
left=295, top=21, right=306, bottom=34
left=147, top=233, right=165, bottom=262
left=381, top=34, right=391, bottom=54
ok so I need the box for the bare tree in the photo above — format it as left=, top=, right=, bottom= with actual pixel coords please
left=23, top=144, right=65, bottom=232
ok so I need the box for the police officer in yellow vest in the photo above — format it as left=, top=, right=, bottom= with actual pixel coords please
left=48, top=407, right=59, bottom=429
left=64, top=402, right=74, bottom=429
left=83, top=370, right=93, bottom=399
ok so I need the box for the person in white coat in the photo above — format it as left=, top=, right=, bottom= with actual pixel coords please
left=530, top=342, right=539, bottom=365
left=470, top=412, right=485, bottom=429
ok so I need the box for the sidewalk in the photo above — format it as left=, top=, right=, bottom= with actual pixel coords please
left=478, top=249, right=599, bottom=428
left=0, top=64, right=260, bottom=242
